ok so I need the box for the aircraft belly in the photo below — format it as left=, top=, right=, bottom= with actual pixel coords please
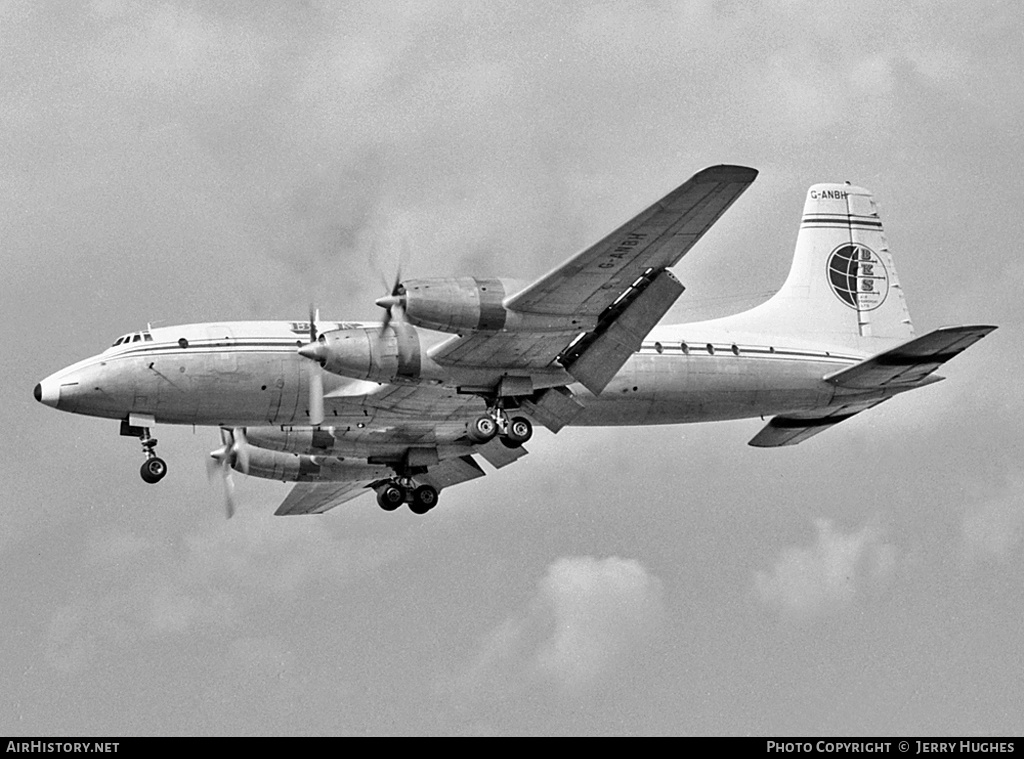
left=572, top=354, right=838, bottom=426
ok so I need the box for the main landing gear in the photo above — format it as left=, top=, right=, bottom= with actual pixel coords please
left=374, top=479, right=439, bottom=515
left=466, top=404, right=533, bottom=448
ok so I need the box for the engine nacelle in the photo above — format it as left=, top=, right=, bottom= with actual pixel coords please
left=240, top=445, right=391, bottom=483
left=311, top=323, right=443, bottom=383
left=399, top=277, right=595, bottom=334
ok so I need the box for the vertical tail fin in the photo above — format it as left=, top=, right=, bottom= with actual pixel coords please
left=711, top=183, right=914, bottom=349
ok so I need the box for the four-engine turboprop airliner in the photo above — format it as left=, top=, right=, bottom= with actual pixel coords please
left=34, top=166, right=995, bottom=516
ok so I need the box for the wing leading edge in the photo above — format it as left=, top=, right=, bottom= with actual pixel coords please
left=505, top=164, right=758, bottom=317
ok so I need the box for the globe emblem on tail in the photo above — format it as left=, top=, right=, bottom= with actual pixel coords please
left=827, top=243, right=889, bottom=311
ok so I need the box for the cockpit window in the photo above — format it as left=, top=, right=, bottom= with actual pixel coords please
left=111, top=331, right=150, bottom=347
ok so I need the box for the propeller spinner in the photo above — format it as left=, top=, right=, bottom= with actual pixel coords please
left=375, top=271, right=406, bottom=335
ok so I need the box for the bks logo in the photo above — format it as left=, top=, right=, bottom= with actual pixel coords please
left=827, top=244, right=889, bottom=311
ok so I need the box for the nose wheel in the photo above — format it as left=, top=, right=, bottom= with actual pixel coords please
left=140, top=455, right=168, bottom=484
left=137, top=428, right=167, bottom=484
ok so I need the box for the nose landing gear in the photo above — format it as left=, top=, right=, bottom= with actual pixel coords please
left=122, top=420, right=167, bottom=484
left=140, top=453, right=167, bottom=484
left=138, top=431, right=167, bottom=484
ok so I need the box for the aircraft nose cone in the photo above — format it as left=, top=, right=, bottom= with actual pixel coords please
left=35, top=377, right=60, bottom=408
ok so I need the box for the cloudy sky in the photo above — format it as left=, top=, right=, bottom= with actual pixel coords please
left=3, top=0, right=1022, bottom=736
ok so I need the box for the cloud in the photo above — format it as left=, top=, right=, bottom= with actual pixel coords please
left=755, top=520, right=896, bottom=620
left=454, top=556, right=665, bottom=705
left=962, top=485, right=1024, bottom=564
left=40, top=514, right=415, bottom=674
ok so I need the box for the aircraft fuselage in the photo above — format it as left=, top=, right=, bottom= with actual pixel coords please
left=37, top=319, right=878, bottom=435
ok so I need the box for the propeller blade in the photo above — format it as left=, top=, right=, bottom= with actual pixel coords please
left=207, top=427, right=247, bottom=518
left=377, top=270, right=406, bottom=336
left=234, top=427, right=250, bottom=474
left=309, top=363, right=324, bottom=426
left=308, top=304, right=320, bottom=343
left=221, top=469, right=236, bottom=519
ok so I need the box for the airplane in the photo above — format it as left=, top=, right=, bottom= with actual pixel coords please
left=34, top=165, right=996, bottom=517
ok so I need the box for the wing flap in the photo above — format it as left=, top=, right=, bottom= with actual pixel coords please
left=824, top=325, right=996, bottom=390
left=560, top=269, right=685, bottom=394
left=475, top=437, right=529, bottom=469
left=748, top=400, right=888, bottom=448
left=274, top=481, right=371, bottom=516
left=431, top=330, right=578, bottom=369
left=418, top=454, right=486, bottom=490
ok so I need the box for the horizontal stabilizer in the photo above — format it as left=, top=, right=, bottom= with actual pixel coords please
left=824, top=325, right=996, bottom=390
left=748, top=400, right=888, bottom=448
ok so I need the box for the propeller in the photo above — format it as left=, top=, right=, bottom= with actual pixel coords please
left=373, top=235, right=411, bottom=335
left=375, top=268, right=406, bottom=335
left=207, top=427, right=250, bottom=519
left=306, top=305, right=325, bottom=426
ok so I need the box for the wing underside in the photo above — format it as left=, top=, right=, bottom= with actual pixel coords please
left=274, top=382, right=530, bottom=515
left=274, top=452, right=496, bottom=516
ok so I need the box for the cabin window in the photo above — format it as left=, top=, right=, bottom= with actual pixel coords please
left=681, top=341, right=689, bottom=355
left=731, top=344, right=740, bottom=356
left=143, top=333, right=153, bottom=342
left=178, top=338, right=189, bottom=349
left=707, top=343, right=715, bottom=355
left=654, top=342, right=663, bottom=354
left=132, top=333, right=141, bottom=342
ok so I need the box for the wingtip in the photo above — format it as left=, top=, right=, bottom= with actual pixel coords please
left=695, top=164, right=759, bottom=183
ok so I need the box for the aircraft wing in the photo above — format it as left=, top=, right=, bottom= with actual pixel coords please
left=748, top=399, right=889, bottom=448
left=275, top=481, right=370, bottom=515
left=431, top=165, right=757, bottom=390
left=505, top=164, right=758, bottom=316
left=273, top=453, right=492, bottom=516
